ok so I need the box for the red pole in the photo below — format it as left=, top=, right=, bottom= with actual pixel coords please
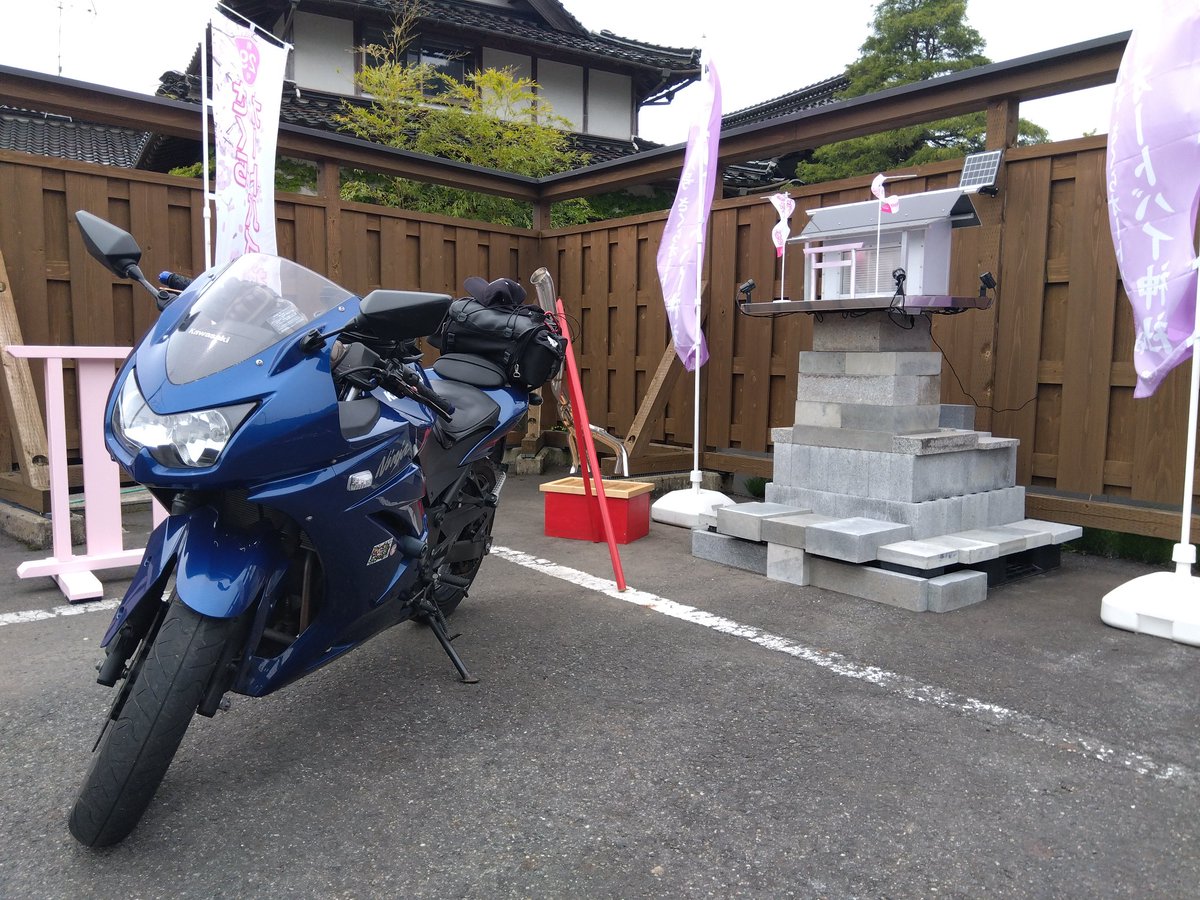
left=555, top=298, right=627, bottom=591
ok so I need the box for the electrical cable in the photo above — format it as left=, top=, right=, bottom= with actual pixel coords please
left=927, top=319, right=1037, bottom=414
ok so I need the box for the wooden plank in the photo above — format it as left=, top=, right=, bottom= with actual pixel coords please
left=65, top=172, right=116, bottom=346
left=992, top=156, right=1052, bottom=484
left=0, top=472, right=49, bottom=513
left=582, top=230, right=611, bottom=430
left=703, top=448, right=773, bottom=479
left=609, top=224, right=637, bottom=435
left=623, top=340, right=684, bottom=466
left=705, top=206, right=737, bottom=448
left=318, top=161, right=342, bottom=284
left=733, top=203, right=773, bottom=451
left=1131, top=360, right=1192, bottom=505
left=0, top=248, right=50, bottom=489
left=1026, top=491, right=1200, bottom=541
left=1055, top=150, right=1117, bottom=493
left=624, top=446, right=692, bottom=475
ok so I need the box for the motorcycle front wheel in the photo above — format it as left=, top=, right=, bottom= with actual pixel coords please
left=69, top=594, right=237, bottom=847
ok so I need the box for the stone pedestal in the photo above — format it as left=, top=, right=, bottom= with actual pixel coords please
left=693, top=311, right=1080, bottom=612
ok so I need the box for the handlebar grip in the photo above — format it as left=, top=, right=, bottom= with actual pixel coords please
left=159, top=271, right=194, bottom=291
left=414, top=380, right=455, bottom=422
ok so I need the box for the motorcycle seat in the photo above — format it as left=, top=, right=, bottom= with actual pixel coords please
left=429, top=378, right=501, bottom=442
left=431, top=352, right=506, bottom=388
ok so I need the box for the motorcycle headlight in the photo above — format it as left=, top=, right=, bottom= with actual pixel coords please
left=113, top=371, right=255, bottom=468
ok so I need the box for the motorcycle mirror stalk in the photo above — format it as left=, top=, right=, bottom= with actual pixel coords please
left=74, top=210, right=173, bottom=310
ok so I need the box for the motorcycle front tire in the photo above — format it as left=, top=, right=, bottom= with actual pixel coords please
left=69, top=594, right=237, bottom=847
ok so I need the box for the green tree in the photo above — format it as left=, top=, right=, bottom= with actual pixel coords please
left=334, top=24, right=591, bottom=227
left=794, top=0, right=1048, bottom=183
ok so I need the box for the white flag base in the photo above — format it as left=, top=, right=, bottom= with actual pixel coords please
left=1101, top=568, right=1200, bottom=646
left=651, top=471, right=732, bottom=529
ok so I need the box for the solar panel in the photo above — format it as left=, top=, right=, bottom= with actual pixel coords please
left=958, top=150, right=1003, bottom=191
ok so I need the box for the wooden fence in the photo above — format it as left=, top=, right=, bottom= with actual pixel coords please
left=2, top=137, right=1196, bottom=537
left=2, top=31, right=1196, bottom=537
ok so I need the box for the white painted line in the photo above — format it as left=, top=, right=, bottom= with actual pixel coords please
left=0, top=599, right=119, bottom=628
left=492, top=545, right=1191, bottom=784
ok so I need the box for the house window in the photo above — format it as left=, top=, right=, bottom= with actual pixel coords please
left=406, top=43, right=469, bottom=85
left=358, top=24, right=471, bottom=96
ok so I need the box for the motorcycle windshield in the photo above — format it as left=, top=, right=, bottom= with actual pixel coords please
left=165, top=254, right=355, bottom=384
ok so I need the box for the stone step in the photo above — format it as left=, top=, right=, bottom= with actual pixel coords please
left=761, top=512, right=835, bottom=549
left=714, top=501, right=809, bottom=542
left=692, top=529, right=768, bottom=576
left=803, top=517, right=912, bottom=564
left=876, top=519, right=1082, bottom=569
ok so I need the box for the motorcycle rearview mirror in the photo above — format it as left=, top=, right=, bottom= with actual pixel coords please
left=74, top=210, right=173, bottom=309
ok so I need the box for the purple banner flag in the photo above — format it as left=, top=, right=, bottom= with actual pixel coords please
left=657, top=56, right=721, bottom=372
left=1107, top=1, right=1200, bottom=398
left=211, top=12, right=287, bottom=264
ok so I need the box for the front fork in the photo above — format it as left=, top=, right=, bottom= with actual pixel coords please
left=95, top=502, right=289, bottom=717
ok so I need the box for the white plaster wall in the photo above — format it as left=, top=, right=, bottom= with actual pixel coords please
left=587, top=70, right=632, bottom=139
left=292, top=12, right=355, bottom=95
left=483, top=48, right=532, bottom=81
left=537, top=60, right=583, bottom=132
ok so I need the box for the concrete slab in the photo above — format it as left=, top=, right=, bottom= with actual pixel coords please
left=766, top=543, right=810, bottom=586
left=807, top=557, right=930, bottom=612
left=954, top=527, right=1031, bottom=557
left=691, top=529, right=769, bottom=575
left=927, top=570, right=988, bottom=613
left=715, top=502, right=804, bottom=542
left=877, top=539, right=963, bottom=571
left=761, top=512, right=833, bottom=549
left=805, top=517, right=912, bottom=563
left=921, top=534, right=1001, bottom=565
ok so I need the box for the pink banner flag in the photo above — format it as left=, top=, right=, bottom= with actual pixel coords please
left=211, top=13, right=287, bottom=264
left=871, top=173, right=900, bottom=214
left=768, top=192, right=795, bottom=258
left=656, top=56, right=721, bottom=372
left=1107, top=1, right=1200, bottom=398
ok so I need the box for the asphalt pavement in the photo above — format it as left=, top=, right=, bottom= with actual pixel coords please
left=1, top=470, right=1198, bottom=899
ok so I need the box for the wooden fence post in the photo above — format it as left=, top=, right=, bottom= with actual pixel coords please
left=0, top=246, right=50, bottom=493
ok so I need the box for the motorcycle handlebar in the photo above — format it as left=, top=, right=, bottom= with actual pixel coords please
left=158, top=271, right=193, bottom=291
left=381, top=365, right=455, bottom=422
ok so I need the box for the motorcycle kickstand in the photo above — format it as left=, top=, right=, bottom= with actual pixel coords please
left=422, top=604, right=479, bottom=684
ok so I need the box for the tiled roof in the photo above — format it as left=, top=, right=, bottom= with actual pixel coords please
left=0, top=106, right=150, bottom=168
left=222, top=1, right=698, bottom=99
left=722, top=75, right=850, bottom=130
left=328, top=0, right=700, bottom=75
left=147, top=73, right=649, bottom=168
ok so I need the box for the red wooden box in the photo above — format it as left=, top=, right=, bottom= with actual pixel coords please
left=539, top=477, right=655, bottom=544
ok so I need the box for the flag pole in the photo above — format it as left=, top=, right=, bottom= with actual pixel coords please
left=691, top=233, right=702, bottom=494
left=200, top=16, right=213, bottom=270
left=1171, top=277, right=1200, bottom=570
left=1099, top=2, right=1200, bottom=645
left=1100, top=272, right=1200, bottom=644
left=650, top=51, right=731, bottom=528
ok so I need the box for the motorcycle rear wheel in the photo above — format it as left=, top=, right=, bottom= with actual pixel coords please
left=69, top=595, right=236, bottom=847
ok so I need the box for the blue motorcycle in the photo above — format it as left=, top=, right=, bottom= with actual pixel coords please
left=67, top=211, right=562, bottom=847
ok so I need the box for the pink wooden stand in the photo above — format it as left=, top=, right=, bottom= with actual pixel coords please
left=5, top=346, right=167, bottom=601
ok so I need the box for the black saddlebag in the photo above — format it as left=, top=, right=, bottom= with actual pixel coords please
left=428, top=297, right=566, bottom=390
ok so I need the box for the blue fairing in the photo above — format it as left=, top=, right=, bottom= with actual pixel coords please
left=100, top=508, right=288, bottom=645
left=96, top=253, right=531, bottom=699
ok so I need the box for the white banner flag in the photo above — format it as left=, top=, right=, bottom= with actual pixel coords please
left=211, top=13, right=287, bottom=264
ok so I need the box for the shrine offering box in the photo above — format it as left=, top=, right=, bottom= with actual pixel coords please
left=539, top=477, right=655, bottom=543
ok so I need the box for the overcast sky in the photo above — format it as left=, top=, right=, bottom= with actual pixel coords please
left=0, top=0, right=1136, bottom=144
